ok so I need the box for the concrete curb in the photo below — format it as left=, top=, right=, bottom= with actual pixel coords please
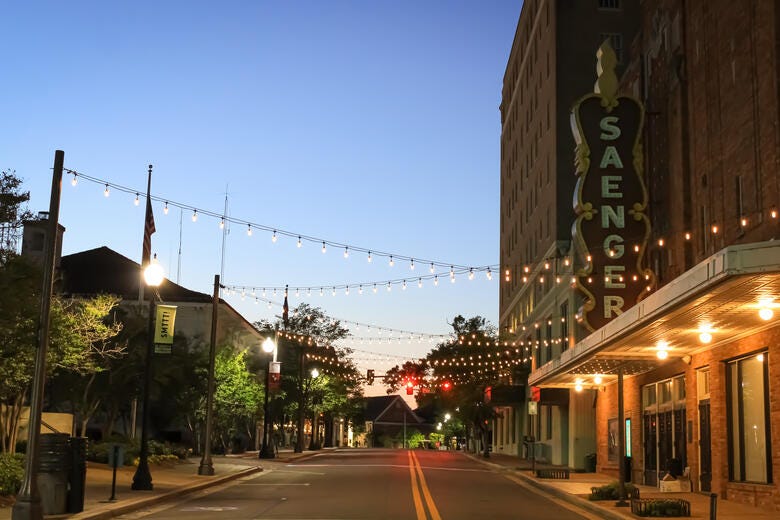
left=462, top=453, right=634, bottom=520
left=64, top=466, right=262, bottom=520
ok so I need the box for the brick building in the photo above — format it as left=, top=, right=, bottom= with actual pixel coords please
left=523, top=0, right=780, bottom=513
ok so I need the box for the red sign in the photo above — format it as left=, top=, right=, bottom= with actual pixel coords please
left=530, top=386, right=540, bottom=402
left=269, top=361, right=281, bottom=393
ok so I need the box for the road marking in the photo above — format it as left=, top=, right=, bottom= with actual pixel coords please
left=411, top=451, right=442, bottom=520
left=408, top=451, right=427, bottom=520
left=242, top=482, right=311, bottom=486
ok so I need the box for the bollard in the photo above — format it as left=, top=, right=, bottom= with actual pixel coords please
left=710, top=493, right=718, bottom=520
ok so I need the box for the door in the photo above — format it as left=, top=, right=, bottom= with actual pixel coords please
left=643, top=413, right=657, bottom=486
left=699, top=400, right=712, bottom=491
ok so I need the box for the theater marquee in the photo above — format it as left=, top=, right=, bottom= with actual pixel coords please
left=571, top=42, right=655, bottom=332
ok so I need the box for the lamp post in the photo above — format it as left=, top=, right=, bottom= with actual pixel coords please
left=131, top=257, right=164, bottom=490
left=198, top=274, right=221, bottom=475
left=259, top=332, right=277, bottom=459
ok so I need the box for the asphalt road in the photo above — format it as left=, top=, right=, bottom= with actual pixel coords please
left=117, top=449, right=595, bottom=520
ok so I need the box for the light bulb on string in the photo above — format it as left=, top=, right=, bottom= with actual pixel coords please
left=163, top=202, right=169, bottom=215
left=319, top=288, right=324, bottom=297
left=418, top=278, right=422, bottom=288
left=297, top=236, right=302, bottom=248
left=191, top=209, right=198, bottom=222
left=307, top=288, right=311, bottom=297
left=134, top=193, right=140, bottom=206
left=70, top=173, right=78, bottom=186
left=373, top=284, right=377, bottom=294
left=295, top=288, right=300, bottom=297
left=332, top=287, right=336, bottom=296
left=486, top=268, right=492, bottom=280
left=430, top=263, right=435, bottom=274
left=321, top=242, right=327, bottom=254
left=104, top=184, right=110, bottom=197
left=434, top=275, right=439, bottom=286
left=410, top=259, right=415, bottom=270
left=219, top=218, right=225, bottom=229
left=389, top=256, right=394, bottom=267
left=247, top=224, right=253, bottom=236
left=468, top=268, right=475, bottom=280
left=345, top=286, right=349, bottom=296
left=387, top=282, right=392, bottom=292
left=359, top=285, right=363, bottom=295
left=344, top=247, right=349, bottom=259
left=270, top=230, right=277, bottom=243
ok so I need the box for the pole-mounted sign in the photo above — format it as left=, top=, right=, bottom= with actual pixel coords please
left=154, top=305, right=177, bottom=353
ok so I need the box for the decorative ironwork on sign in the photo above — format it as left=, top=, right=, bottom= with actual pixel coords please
left=570, top=41, right=655, bottom=332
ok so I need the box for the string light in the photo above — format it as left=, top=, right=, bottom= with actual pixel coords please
left=192, top=209, right=198, bottom=222
left=430, top=262, right=435, bottom=274
left=389, top=255, right=394, bottom=267
left=740, top=217, right=748, bottom=227
left=486, top=268, right=492, bottom=280
left=247, top=224, right=253, bottom=236
left=163, top=202, right=169, bottom=215
left=272, top=230, right=278, bottom=243
left=468, top=268, right=474, bottom=280
left=711, top=224, right=719, bottom=234
left=71, top=173, right=78, bottom=186
left=297, top=236, right=302, bottom=248
left=104, top=184, right=110, bottom=197
left=373, top=284, right=378, bottom=293
left=322, top=242, right=327, bottom=254
left=134, top=193, right=140, bottom=206
left=410, top=259, right=415, bottom=270
left=219, top=218, right=225, bottom=229
left=367, top=251, right=372, bottom=263
left=418, top=278, right=423, bottom=288
left=344, top=246, right=349, bottom=259
left=434, top=275, right=439, bottom=286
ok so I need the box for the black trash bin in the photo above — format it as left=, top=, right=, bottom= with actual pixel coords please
left=67, top=437, right=88, bottom=513
left=623, top=455, right=633, bottom=483
left=669, top=457, right=682, bottom=478
left=38, top=433, right=70, bottom=515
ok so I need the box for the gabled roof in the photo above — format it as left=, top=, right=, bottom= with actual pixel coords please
left=59, top=246, right=210, bottom=302
left=364, top=395, right=422, bottom=424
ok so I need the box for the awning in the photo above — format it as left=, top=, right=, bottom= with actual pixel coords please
left=529, top=241, right=780, bottom=388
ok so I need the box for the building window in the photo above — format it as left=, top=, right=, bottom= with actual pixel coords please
left=728, top=352, right=772, bottom=483
left=545, top=406, right=553, bottom=440
left=560, top=301, right=569, bottom=352
left=598, top=0, right=621, bottom=9
left=599, top=33, right=624, bottom=63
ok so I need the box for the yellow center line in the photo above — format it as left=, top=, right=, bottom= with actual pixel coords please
left=408, top=451, right=427, bottom=520
left=411, top=450, right=442, bottom=520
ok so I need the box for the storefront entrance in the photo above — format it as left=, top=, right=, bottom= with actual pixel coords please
left=642, top=376, right=687, bottom=486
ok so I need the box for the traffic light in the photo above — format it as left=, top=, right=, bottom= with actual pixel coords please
left=366, top=369, right=375, bottom=385
left=406, top=380, right=414, bottom=395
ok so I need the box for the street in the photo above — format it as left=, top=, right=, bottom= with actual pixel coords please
left=115, top=449, right=596, bottom=520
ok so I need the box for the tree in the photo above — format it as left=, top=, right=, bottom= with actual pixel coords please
left=211, top=348, right=263, bottom=453
left=255, top=303, right=360, bottom=452
left=0, top=169, right=32, bottom=262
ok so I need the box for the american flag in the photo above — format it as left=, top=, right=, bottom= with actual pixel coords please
left=142, top=196, right=155, bottom=266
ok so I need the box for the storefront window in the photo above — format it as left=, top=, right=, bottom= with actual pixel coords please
left=643, top=385, right=656, bottom=409
left=673, top=376, right=685, bottom=401
left=728, top=352, right=771, bottom=483
left=660, top=380, right=673, bottom=404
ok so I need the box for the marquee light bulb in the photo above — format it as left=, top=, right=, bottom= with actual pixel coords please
left=358, top=285, right=363, bottom=294
left=771, top=209, right=778, bottom=219
left=658, top=238, right=665, bottom=247
left=402, top=280, right=407, bottom=290
left=319, top=288, right=324, bottom=296
left=134, top=193, right=140, bottom=206
left=387, top=282, right=391, bottom=292
left=430, top=263, right=435, bottom=274
left=104, top=184, right=110, bottom=197
left=332, top=287, right=336, bottom=296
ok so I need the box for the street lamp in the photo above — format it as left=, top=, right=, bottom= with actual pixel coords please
left=259, top=333, right=278, bottom=459
left=132, top=256, right=164, bottom=490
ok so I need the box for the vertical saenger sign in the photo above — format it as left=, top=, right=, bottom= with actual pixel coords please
left=570, top=42, right=655, bottom=332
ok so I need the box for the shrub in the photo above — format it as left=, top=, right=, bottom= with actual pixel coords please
left=588, top=481, right=639, bottom=500
left=0, top=453, right=24, bottom=496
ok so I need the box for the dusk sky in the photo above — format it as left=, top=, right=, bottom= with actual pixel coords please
left=1, top=1, right=523, bottom=396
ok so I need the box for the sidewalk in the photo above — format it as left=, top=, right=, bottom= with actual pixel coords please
left=0, top=449, right=324, bottom=520
left=466, top=452, right=778, bottom=520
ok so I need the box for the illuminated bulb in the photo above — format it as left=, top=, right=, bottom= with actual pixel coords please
left=373, top=284, right=378, bottom=293
left=757, top=353, right=765, bottom=362
left=539, top=276, right=544, bottom=284
left=191, top=210, right=198, bottom=222
left=359, top=285, right=363, bottom=295
left=344, top=247, right=349, bottom=259
left=104, top=184, right=110, bottom=197
left=418, top=278, right=422, bottom=288
left=434, top=275, right=439, bottom=286
left=522, top=276, right=528, bottom=283
left=587, top=277, right=592, bottom=283
left=594, top=375, right=603, bottom=385
left=219, top=218, right=225, bottom=229
left=544, top=261, right=550, bottom=270
left=322, top=242, right=327, bottom=254
left=430, top=263, right=435, bottom=273
left=297, top=236, right=302, bottom=248
left=759, top=307, right=774, bottom=321
left=571, top=277, right=577, bottom=284
left=134, top=193, right=140, bottom=206
left=345, top=286, right=349, bottom=296
left=450, top=273, right=456, bottom=283
left=698, top=331, right=712, bottom=344
left=741, top=217, right=748, bottom=227
left=402, top=280, right=407, bottom=290
left=685, top=232, right=691, bottom=240
left=523, top=265, right=530, bottom=273
left=656, top=349, right=669, bottom=360
left=564, top=257, right=570, bottom=266
left=387, top=282, right=391, bottom=292
left=307, top=288, right=311, bottom=297
left=71, top=174, right=78, bottom=186
left=771, top=209, right=778, bottom=219
left=487, top=269, right=493, bottom=280
left=331, top=287, right=336, bottom=296
left=389, top=256, right=394, bottom=267
left=262, top=288, right=266, bottom=297
left=586, top=254, right=592, bottom=262
left=575, top=382, right=583, bottom=392
left=319, top=288, right=324, bottom=296
left=711, top=224, right=719, bottom=234
left=658, top=238, right=664, bottom=247
left=163, top=202, right=169, bottom=215
left=468, top=269, right=474, bottom=280
left=247, top=224, right=252, bottom=236
left=410, top=259, right=415, bottom=270
left=295, top=288, right=300, bottom=297
left=272, top=231, right=277, bottom=243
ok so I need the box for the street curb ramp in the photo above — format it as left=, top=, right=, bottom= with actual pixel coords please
left=63, top=466, right=262, bottom=520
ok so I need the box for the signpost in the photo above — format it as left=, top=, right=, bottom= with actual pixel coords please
left=153, top=305, right=176, bottom=354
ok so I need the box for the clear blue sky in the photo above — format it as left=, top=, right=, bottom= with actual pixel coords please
left=1, top=1, right=522, bottom=391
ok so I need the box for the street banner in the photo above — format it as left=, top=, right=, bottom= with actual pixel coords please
left=269, top=361, right=281, bottom=392
left=154, top=305, right=177, bottom=345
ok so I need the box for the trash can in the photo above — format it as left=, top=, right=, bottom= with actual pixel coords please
left=623, top=455, right=633, bottom=483
left=67, top=437, right=88, bottom=513
left=37, top=433, right=70, bottom=515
